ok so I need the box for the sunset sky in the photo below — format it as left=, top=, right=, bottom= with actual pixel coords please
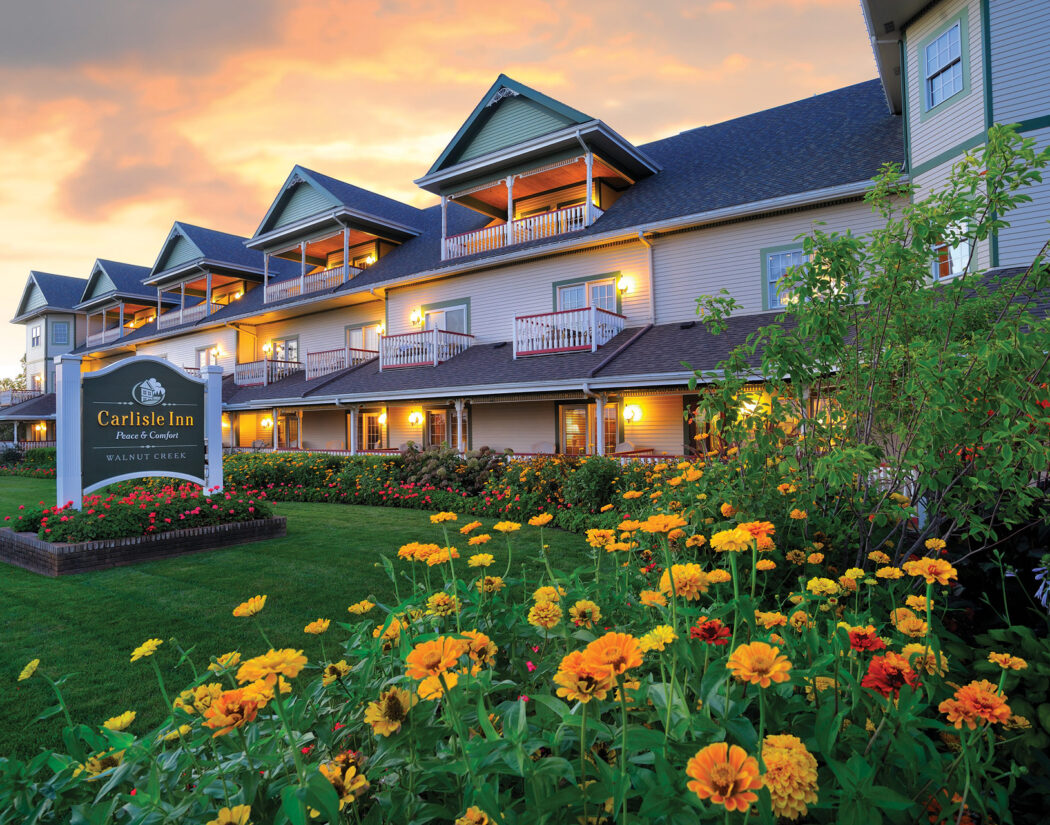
left=0, top=0, right=879, bottom=379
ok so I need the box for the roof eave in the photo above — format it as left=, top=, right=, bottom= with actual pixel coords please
left=246, top=206, right=421, bottom=251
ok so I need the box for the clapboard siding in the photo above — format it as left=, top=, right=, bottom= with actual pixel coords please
left=622, top=394, right=686, bottom=456
left=456, top=98, right=571, bottom=164
left=387, top=243, right=649, bottom=342
left=387, top=405, right=424, bottom=449
left=85, top=271, right=116, bottom=300
left=253, top=301, right=384, bottom=362
left=472, top=402, right=555, bottom=453
left=302, top=410, right=346, bottom=450
left=157, top=235, right=201, bottom=273
left=272, top=183, right=334, bottom=230
left=136, top=328, right=237, bottom=374
left=997, top=126, right=1050, bottom=266
left=23, top=284, right=46, bottom=313
left=989, top=1, right=1050, bottom=124
left=235, top=412, right=267, bottom=448
left=652, top=199, right=887, bottom=322
left=906, top=0, right=985, bottom=168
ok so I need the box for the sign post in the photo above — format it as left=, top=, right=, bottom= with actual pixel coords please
left=56, top=355, right=223, bottom=509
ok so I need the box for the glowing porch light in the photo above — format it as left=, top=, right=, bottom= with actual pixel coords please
left=260, top=416, right=274, bottom=428
left=364, top=254, right=376, bottom=265
left=410, top=308, right=422, bottom=325
left=623, top=404, right=643, bottom=423
left=408, top=410, right=424, bottom=426
left=617, top=276, right=633, bottom=294
left=377, top=412, right=388, bottom=425
left=262, top=342, right=273, bottom=354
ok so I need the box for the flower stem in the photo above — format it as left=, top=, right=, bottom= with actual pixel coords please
left=580, top=700, right=589, bottom=824
left=149, top=658, right=172, bottom=713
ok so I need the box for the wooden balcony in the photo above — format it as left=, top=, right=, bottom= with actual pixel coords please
left=264, top=264, right=360, bottom=304
left=305, top=347, right=378, bottom=380
left=379, top=328, right=474, bottom=370
left=513, top=306, right=626, bottom=357
left=442, top=204, right=601, bottom=260
left=157, top=301, right=220, bottom=330
left=233, top=358, right=303, bottom=387
left=86, top=327, right=124, bottom=347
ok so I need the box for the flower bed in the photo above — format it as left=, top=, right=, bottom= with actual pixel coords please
left=5, top=484, right=274, bottom=543
left=5, top=507, right=1046, bottom=822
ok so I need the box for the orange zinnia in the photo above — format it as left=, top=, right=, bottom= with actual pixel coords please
left=725, top=642, right=792, bottom=688
left=582, top=632, right=643, bottom=677
left=902, top=557, right=957, bottom=585
left=939, top=680, right=1011, bottom=730
left=685, top=742, right=763, bottom=812
left=658, top=563, right=709, bottom=600
left=405, top=636, right=469, bottom=681
left=552, top=650, right=616, bottom=703
left=202, top=688, right=259, bottom=737
left=638, top=514, right=688, bottom=534
left=739, top=520, right=775, bottom=540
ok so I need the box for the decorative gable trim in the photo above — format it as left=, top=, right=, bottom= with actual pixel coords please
left=485, top=87, right=520, bottom=107
left=253, top=166, right=342, bottom=237
left=151, top=224, right=204, bottom=277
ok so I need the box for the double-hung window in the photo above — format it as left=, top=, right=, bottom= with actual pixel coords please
left=765, top=249, right=806, bottom=309
left=424, top=304, right=468, bottom=333
left=556, top=278, right=616, bottom=313
left=347, top=323, right=381, bottom=354
left=30, top=325, right=41, bottom=348
left=931, top=225, right=971, bottom=280
left=196, top=346, right=218, bottom=369
left=925, top=23, right=963, bottom=109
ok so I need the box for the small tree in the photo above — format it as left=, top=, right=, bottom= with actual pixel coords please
left=691, top=125, right=1050, bottom=564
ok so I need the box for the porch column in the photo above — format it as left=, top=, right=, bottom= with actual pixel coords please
left=584, top=151, right=594, bottom=227
left=13, top=421, right=18, bottom=446
left=348, top=406, right=359, bottom=456
left=156, top=288, right=162, bottom=324
left=454, top=398, right=465, bottom=455
left=505, top=175, right=514, bottom=247
left=342, top=226, right=350, bottom=282
left=180, top=282, right=185, bottom=324
left=300, top=241, right=307, bottom=294
left=263, top=252, right=270, bottom=299
left=118, top=303, right=124, bottom=338
left=595, top=393, right=606, bottom=456
left=272, top=408, right=278, bottom=450
left=205, top=269, right=212, bottom=316
left=440, top=195, right=448, bottom=261
left=297, top=409, right=303, bottom=449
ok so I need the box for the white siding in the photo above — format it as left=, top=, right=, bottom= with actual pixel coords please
left=652, top=200, right=888, bottom=321
left=302, top=409, right=346, bottom=450
left=387, top=404, right=426, bottom=449
left=989, top=1, right=1050, bottom=124
left=997, top=126, right=1050, bottom=266
left=906, top=0, right=986, bottom=169
left=472, top=401, right=556, bottom=453
left=136, top=327, right=237, bottom=374
left=253, top=301, right=383, bottom=362
left=621, top=394, right=686, bottom=456
left=387, top=242, right=650, bottom=342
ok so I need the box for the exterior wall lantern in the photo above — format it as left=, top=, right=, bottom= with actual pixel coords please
left=408, top=410, right=424, bottom=426
left=623, top=404, right=643, bottom=423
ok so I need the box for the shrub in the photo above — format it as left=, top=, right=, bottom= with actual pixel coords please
left=398, top=443, right=506, bottom=494
left=1, top=447, right=21, bottom=464
left=21, top=446, right=55, bottom=468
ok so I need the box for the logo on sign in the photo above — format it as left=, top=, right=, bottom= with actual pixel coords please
left=131, top=378, right=166, bottom=406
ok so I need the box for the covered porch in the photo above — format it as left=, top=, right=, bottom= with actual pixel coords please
left=262, top=226, right=379, bottom=304
left=156, top=270, right=248, bottom=330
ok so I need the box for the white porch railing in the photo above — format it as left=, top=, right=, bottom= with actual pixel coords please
left=513, top=306, right=626, bottom=357
left=0, top=390, right=42, bottom=406
left=86, top=327, right=124, bottom=347
left=157, top=301, right=220, bottom=330
left=379, top=328, right=474, bottom=370
left=265, top=265, right=360, bottom=303
left=443, top=204, right=602, bottom=260
left=233, top=359, right=303, bottom=386
left=305, top=347, right=378, bottom=380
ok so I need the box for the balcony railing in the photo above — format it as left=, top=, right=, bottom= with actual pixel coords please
left=157, top=301, right=220, bottom=330
left=443, top=204, right=601, bottom=260
left=0, top=389, right=42, bottom=406
left=305, top=347, right=378, bottom=380
left=265, top=265, right=360, bottom=304
left=233, top=358, right=303, bottom=386
left=379, top=328, right=474, bottom=370
left=513, top=306, right=626, bottom=357
left=86, top=327, right=124, bottom=347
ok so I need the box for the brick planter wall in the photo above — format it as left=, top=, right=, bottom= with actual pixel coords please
left=0, top=517, right=287, bottom=577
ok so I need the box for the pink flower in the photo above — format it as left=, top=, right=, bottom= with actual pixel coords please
left=526, top=661, right=536, bottom=672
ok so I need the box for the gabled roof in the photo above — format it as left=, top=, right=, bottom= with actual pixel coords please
left=147, top=222, right=276, bottom=283
left=12, top=272, right=88, bottom=322
left=76, top=259, right=154, bottom=309
left=252, top=166, right=423, bottom=241
left=426, top=74, right=595, bottom=176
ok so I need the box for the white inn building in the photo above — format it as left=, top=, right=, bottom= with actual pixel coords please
left=4, top=0, right=1049, bottom=459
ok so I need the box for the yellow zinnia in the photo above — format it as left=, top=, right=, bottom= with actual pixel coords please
left=130, top=638, right=163, bottom=662
left=232, top=595, right=267, bottom=618
left=17, top=659, right=39, bottom=682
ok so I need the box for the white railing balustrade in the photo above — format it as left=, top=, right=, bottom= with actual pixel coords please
left=157, top=302, right=220, bottom=330
left=379, top=328, right=474, bottom=370
left=265, top=265, right=360, bottom=303
left=0, top=390, right=42, bottom=406
left=305, top=347, right=378, bottom=380
left=86, top=327, right=124, bottom=347
left=233, top=358, right=304, bottom=386
left=443, top=205, right=602, bottom=260
left=513, top=305, right=626, bottom=357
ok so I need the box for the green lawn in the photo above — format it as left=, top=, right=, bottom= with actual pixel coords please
left=0, top=477, right=589, bottom=759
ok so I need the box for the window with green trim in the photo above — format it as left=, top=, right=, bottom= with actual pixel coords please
left=765, top=249, right=806, bottom=309
left=925, top=24, right=963, bottom=108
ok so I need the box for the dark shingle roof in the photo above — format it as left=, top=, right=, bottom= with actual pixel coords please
left=174, top=223, right=272, bottom=272
left=302, top=167, right=425, bottom=230
left=92, top=260, right=154, bottom=300
left=27, top=272, right=88, bottom=313
left=0, top=393, right=56, bottom=420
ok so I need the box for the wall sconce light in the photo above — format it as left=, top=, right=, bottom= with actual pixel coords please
left=364, top=254, right=376, bottom=265
left=617, top=276, right=633, bottom=294
left=221, top=418, right=230, bottom=429
left=262, top=342, right=273, bottom=354
left=408, top=410, right=424, bottom=426
left=211, top=346, right=221, bottom=359
left=623, top=404, right=643, bottom=423
left=35, top=423, right=47, bottom=433
left=377, top=412, right=388, bottom=425
left=260, top=416, right=274, bottom=428
left=234, top=290, right=243, bottom=300
left=377, top=323, right=386, bottom=335
left=410, top=309, right=422, bottom=326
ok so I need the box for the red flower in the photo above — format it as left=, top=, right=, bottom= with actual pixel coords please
left=690, top=617, right=731, bottom=646
left=861, top=652, right=920, bottom=698
left=848, top=628, right=887, bottom=652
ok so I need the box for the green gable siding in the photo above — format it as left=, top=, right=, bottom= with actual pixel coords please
left=157, top=235, right=201, bottom=272
left=23, top=283, right=47, bottom=313
left=85, top=270, right=116, bottom=300
left=454, top=98, right=573, bottom=164
left=271, top=182, right=334, bottom=229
